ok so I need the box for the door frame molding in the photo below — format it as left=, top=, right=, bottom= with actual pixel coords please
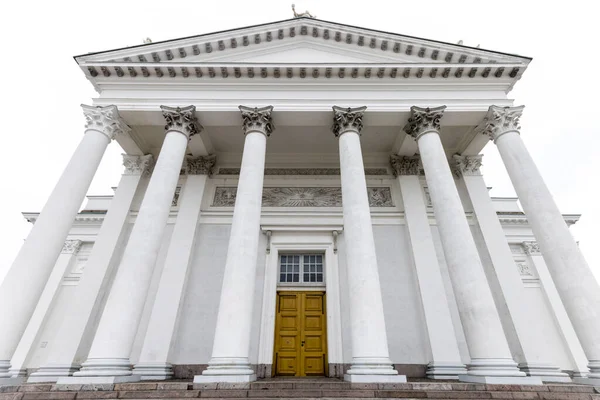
left=257, top=230, right=343, bottom=374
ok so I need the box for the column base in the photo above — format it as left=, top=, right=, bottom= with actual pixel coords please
left=573, top=377, right=600, bottom=385
left=459, top=374, right=543, bottom=385
left=344, top=357, right=406, bottom=383
left=57, top=375, right=141, bottom=385
left=0, top=376, right=26, bottom=385
left=67, top=358, right=138, bottom=383
left=519, top=362, right=572, bottom=383
left=426, top=362, right=467, bottom=380
left=0, top=360, right=12, bottom=378
left=132, top=362, right=174, bottom=381
left=8, top=368, right=27, bottom=378
left=344, top=373, right=407, bottom=383
left=195, top=357, right=256, bottom=383
left=28, top=364, right=81, bottom=383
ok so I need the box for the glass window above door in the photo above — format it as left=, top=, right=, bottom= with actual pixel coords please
left=279, top=254, right=324, bottom=284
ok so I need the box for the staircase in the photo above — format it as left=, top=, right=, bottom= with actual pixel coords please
left=1, top=378, right=599, bottom=399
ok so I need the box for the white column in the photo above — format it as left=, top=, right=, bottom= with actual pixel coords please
left=61, top=105, right=200, bottom=384
left=0, top=105, right=127, bottom=381
left=9, top=240, right=82, bottom=379
left=479, top=105, right=600, bottom=384
left=404, top=106, right=538, bottom=384
left=133, top=155, right=215, bottom=380
left=522, top=242, right=590, bottom=378
left=28, top=154, right=153, bottom=383
left=332, top=106, right=404, bottom=383
left=391, top=155, right=466, bottom=380
left=454, top=155, right=570, bottom=382
left=195, top=105, right=273, bottom=384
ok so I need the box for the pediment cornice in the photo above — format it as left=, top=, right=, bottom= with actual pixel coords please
left=75, top=17, right=531, bottom=91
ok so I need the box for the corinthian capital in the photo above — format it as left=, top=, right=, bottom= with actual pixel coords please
left=186, top=155, right=216, bottom=175
left=478, top=105, right=524, bottom=142
left=390, top=154, right=420, bottom=176
left=522, top=241, right=541, bottom=256
left=82, top=104, right=130, bottom=140
left=122, top=154, right=154, bottom=176
left=453, top=154, right=483, bottom=177
left=403, top=106, right=446, bottom=140
left=62, top=240, right=82, bottom=254
left=239, top=105, right=275, bottom=136
left=331, top=106, right=367, bottom=137
left=160, top=105, right=202, bottom=139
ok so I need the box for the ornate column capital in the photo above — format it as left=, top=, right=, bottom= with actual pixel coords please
left=122, top=154, right=154, bottom=176
left=403, top=106, right=446, bottom=140
left=522, top=241, right=541, bottom=256
left=390, top=154, right=420, bottom=176
left=452, top=154, right=483, bottom=177
left=331, top=106, right=367, bottom=137
left=62, top=240, right=82, bottom=254
left=185, top=155, right=216, bottom=175
left=478, top=105, right=524, bottom=142
left=239, top=105, right=275, bottom=137
left=82, top=104, right=130, bottom=140
left=160, top=105, right=203, bottom=139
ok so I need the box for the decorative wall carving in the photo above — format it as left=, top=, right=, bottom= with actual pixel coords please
left=122, top=154, right=154, bottom=176
left=522, top=241, right=541, bottom=255
left=516, top=262, right=533, bottom=276
left=478, top=105, right=524, bottom=142
left=403, top=105, right=446, bottom=139
left=331, top=106, right=367, bottom=136
left=453, top=154, right=483, bottom=177
left=185, top=155, right=216, bottom=175
left=217, top=167, right=389, bottom=176
left=160, top=105, right=202, bottom=138
left=172, top=187, right=181, bottom=207
left=213, top=186, right=393, bottom=207
left=82, top=104, right=131, bottom=140
left=390, top=155, right=420, bottom=176
left=239, top=105, right=274, bottom=136
left=62, top=240, right=83, bottom=254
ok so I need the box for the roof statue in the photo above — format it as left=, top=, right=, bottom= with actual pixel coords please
left=292, top=4, right=316, bottom=18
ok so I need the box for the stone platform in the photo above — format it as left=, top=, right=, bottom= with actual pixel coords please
left=1, top=378, right=600, bottom=399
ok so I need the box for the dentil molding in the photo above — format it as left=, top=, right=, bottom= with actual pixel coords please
left=160, top=105, right=202, bottom=138
left=239, top=105, right=275, bottom=136
left=81, top=104, right=130, bottom=140
left=453, top=154, right=483, bottom=177
left=217, top=167, right=389, bottom=176
left=478, top=105, right=524, bottom=142
left=122, top=154, right=154, bottom=176
left=331, top=106, right=367, bottom=136
left=403, top=105, right=446, bottom=140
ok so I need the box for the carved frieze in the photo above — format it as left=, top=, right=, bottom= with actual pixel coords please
left=62, top=240, right=83, bottom=254
left=122, top=154, right=154, bottom=176
left=217, top=167, right=388, bottom=176
left=160, top=105, right=202, bottom=139
left=522, top=241, right=541, bottom=255
left=82, top=104, right=130, bottom=140
left=185, top=155, right=216, bottom=175
left=212, top=186, right=393, bottom=207
left=239, top=105, right=274, bottom=136
left=403, top=105, right=446, bottom=140
left=517, top=262, right=533, bottom=276
left=331, top=106, right=367, bottom=136
left=453, top=154, right=483, bottom=177
left=478, top=105, right=524, bottom=142
left=390, top=155, right=420, bottom=176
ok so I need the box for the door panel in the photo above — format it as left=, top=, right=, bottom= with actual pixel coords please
left=274, top=292, right=327, bottom=377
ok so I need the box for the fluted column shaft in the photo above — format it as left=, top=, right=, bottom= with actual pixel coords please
left=332, top=106, right=404, bottom=383
left=197, top=106, right=273, bottom=384
left=0, top=105, right=126, bottom=379
left=481, top=105, right=600, bottom=382
left=68, top=106, right=200, bottom=383
left=404, top=106, right=530, bottom=384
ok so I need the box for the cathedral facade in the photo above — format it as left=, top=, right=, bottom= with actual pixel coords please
left=1, top=17, right=599, bottom=386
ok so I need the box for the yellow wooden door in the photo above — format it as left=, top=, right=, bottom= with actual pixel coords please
left=273, top=291, right=327, bottom=377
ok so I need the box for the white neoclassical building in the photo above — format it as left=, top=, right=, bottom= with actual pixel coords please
left=0, top=15, right=599, bottom=387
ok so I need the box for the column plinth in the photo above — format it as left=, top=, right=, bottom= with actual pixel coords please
left=0, top=105, right=126, bottom=381
left=333, top=106, right=405, bottom=383
left=59, top=105, right=200, bottom=385
left=404, top=106, right=539, bottom=385
left=480, top=105, right=600, bottom=385
left=195, top=106, right=273, bottom=384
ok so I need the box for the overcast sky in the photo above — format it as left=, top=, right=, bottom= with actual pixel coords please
left=0, top=0, right=598, bottom=285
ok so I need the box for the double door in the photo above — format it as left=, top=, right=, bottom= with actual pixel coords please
left=273, top=291, right=328, bottom=376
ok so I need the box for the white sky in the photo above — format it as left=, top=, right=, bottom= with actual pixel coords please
left=0, top=0, right=598, bottom=285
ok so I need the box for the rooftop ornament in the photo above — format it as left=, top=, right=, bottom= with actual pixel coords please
left=292, top=4, right=316, bottom=18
